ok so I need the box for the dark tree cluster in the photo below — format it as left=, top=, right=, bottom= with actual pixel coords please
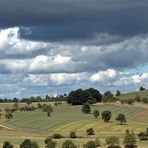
left=102, top=91, right=119, bottom=103
left=139, top=86, right=146, bottom=91
left=101, top=110, right=112, bottom=122
left=2, top=130, right=138, bottom=148
left=120, top=99, right=135, bottom=105
left=20, top=139, right=39, bottom=148
left=138, top=128, right=148, bottom=141
left=0, top=94, right=67, bottom=104
left=67, top=88, right=102, bottom=105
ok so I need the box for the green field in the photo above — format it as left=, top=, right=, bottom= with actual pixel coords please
left=119, top=89, right=148, bottom=99
left=0, top=102, right=148, bottom=147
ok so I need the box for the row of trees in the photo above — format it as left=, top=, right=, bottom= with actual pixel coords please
left=0, top=86, right=147, bottom=104
left=67, top=89, right=123, bottom=105
left=0, top=94, right=67, bottom=103
left=2, top=130, right=137, bottom=148
left=82, top=103, right=126, bottom=124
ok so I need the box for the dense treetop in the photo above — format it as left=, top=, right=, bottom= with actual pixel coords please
left=67, top=88, right=102, bottom=105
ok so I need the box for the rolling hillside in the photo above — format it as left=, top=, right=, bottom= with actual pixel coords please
left=118, top=89, right=148, bottom=99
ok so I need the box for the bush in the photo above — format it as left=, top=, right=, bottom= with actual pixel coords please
left=106, top=136, right=119, bottom=147
left=115, top=113, right=126, bottom=124
left=137, top=128, right=148, bottom=141
left=82, top=103, right=91, bottom=114
left=62, top=140, right=77, bottom=148
left=42, top=104, right=53, bottom=112
left=20, top=139, right=39, bottom=148
left=124, top=130, right=137, bottom=148
left=47, top=111, right=51, bottom=117
left=4, top=107, right=11, bottom=113
left=86, top=128, right=94, bottom=136
left=101, top=110, right=112, bottom=122
left=115, top=90, right=121, bottom=96
left=93, top=110, right=100, bottom=119
left=120, top=99, right=127, bottom=104
left=83, top=141, right=96, bottom=148
left=70, top=131, right=76, bottom=138
left=140, top=87, right=145, bottom=91
left=52, top=133, right=63, bottom=139
left=5, top=112, right=13, bottom=119
left=3, top=141, right=13, bottom=148
left=127, top=99, right=135, bottom=105
left=37, top=103, right=42, bottom=109
left=134, top=95, right=141, bottom=102
left=45, top=139, right=57, bottom=148
left=95, top=138, right=101, bottom=146
left=45, top=137, right=52, bottom=144
left=54, top=102, right=58, bottom=106
left=141, top=98, right=148, bottom=104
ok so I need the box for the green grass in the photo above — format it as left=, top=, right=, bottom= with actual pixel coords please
left=0, top=102, right=148, bottom=147
left=118, top=89, right=148, bottom=99
left=0, top=103, right=147, bottom=133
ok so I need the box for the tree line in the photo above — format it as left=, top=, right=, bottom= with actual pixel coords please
left=2, top=129, right=138, bottom=148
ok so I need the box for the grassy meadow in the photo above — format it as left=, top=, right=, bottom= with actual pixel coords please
left=118, top=89, right=148, bottom=100
left=0, top=101, right=148, bottom=147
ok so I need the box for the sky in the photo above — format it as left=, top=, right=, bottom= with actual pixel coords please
left=0, top=0, right=148, bottom=98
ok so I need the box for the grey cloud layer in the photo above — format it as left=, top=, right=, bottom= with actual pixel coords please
left=0, top=27, right=148, bottom=98
left=0, top=28, right=148, bottom=74
left=1, top=0, right=148, bottom=41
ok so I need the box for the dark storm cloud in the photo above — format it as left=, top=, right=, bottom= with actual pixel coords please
left=1, top=0, right=148, bottom=41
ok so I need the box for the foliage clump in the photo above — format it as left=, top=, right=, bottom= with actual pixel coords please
left=67, top=88, right=102, bottom=105
left=3, top=141, right=13, bottom=148
left=115, top=113, right=126, bottom=124
left=52, top=133, right=63, bottom=139
left=82, top=103, right=91, bottom=114
left=62, top=140, right=77, bottom=148
left=86, top=128, right=95, bottom=136
left=20, top=139, right=39, bottom=148
left=101, top=110, right=112, bottom=122
left=123, top=130, right=137, bottom=148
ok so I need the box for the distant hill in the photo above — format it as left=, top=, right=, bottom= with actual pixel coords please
left=118, top=89, right=148, bottom=99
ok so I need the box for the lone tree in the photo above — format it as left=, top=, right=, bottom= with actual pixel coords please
left=93, top=110, right=100, bottom=119
left=3, top=141, right=13, bottom=148
left=101, top=110, right=112, bottom=122
left=116, top=113, right=127, bottom=125
left=70, top=131, right=76, bottom=138
left=106, top=136, right=120, bottom=148
left=82, top=103, right=91, bottom=114
left=140, top=87, right=145, bottom=91
left=62, top=140, right=77, bottom=148
left=86, top=128, right=95, bottom=136
left=26, top=99, right=32, bottom=106
left=115, top=90, right=121, bottom=96
left=124, top=130, right=137, bottom=148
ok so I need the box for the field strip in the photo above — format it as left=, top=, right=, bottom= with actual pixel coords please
left=0, top=124, right=15, bottom=130
left=52, top=120, right=92, bottom=132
